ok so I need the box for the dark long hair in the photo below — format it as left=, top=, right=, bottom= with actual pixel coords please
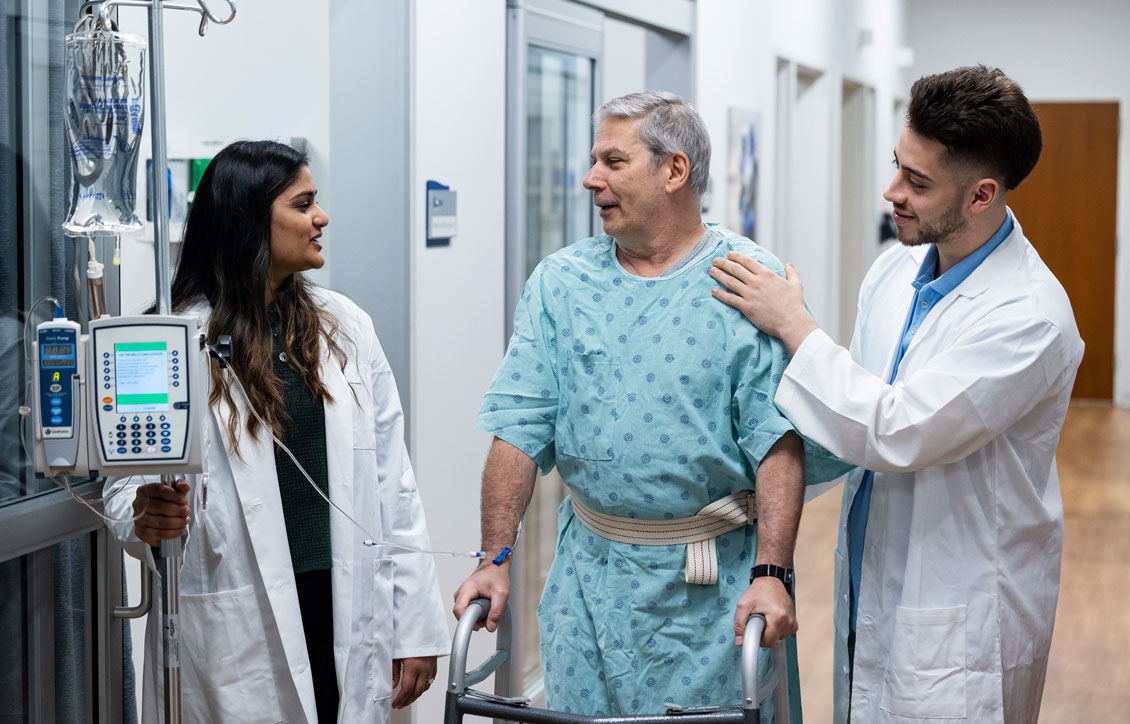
left=169, top=140, right=344, bottom=452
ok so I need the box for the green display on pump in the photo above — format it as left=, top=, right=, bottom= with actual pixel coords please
left=115, top=340, right=171, bottom=412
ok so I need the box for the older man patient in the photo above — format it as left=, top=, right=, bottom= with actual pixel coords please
left=453, top=92, right=849, bottom=719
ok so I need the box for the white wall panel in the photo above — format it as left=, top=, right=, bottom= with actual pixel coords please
left=408, top=0, right=509, bottom=720
left=602, top=16, right=647, bottom=101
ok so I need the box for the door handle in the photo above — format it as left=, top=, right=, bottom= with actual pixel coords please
left=113, top=558, right=151, bottom=619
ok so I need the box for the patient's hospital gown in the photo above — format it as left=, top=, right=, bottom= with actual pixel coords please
left=478, top=228, right=850, bottom=720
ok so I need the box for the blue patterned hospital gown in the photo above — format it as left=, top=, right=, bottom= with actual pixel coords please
left=478, top=227, right=851, bottom=721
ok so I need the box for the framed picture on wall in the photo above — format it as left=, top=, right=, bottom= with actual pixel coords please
left=727, top=107, right=760, bottom=242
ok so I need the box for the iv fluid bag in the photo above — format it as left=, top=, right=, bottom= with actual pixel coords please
left=63, top=31, right=146, bottom=236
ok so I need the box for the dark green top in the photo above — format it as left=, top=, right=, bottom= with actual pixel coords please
left=271, top=321, right=332, bottom=574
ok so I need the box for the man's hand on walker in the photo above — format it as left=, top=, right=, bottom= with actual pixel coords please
left=452, top=559, right=512, bottom=633
left=709, top=252, right=818, bottom=356
left=734, top=575, right=798, bottom=648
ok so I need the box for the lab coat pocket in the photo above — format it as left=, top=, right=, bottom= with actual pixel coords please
left=558, top=352, right=620, bottom=461
left=880, top=604, right=967, bottom=719
left=180, top=584, right=283, bottom=723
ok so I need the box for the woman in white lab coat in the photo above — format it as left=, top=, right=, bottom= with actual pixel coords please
left=105, top=140, right=449, bottom=723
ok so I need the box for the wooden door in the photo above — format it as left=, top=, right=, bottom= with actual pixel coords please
left=1007, top=102, right=1118, bottom=399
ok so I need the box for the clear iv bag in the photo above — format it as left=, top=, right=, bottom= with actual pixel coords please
left=62, top=30, right=146, bottom=236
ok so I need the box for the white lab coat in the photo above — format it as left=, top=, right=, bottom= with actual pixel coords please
left=774, top=217, right=1083, bottom=724
left=106, top=289, right=450, bottom=724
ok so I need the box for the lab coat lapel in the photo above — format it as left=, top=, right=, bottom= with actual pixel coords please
left=211, top=380, right=315, bottom=707
left=954, top=218, right=1026, bottom=300
left=894, top=223, right=1026, bottom=376
left=320, top=341, right=358, bottom=690
left=322, top=349, right=354, bottom=526
left=872, top=247, right=925, bottom=383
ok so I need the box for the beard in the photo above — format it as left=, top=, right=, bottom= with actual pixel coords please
left=896, top=196, right=968, bottom=247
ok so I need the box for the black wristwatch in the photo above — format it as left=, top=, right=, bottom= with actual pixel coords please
left=750, top=564, right=795, bottom=597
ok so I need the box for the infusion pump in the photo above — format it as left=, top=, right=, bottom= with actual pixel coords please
left=33, top=314, right=207, bottom=478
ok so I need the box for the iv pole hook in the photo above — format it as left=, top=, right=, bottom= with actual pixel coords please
left=82, top=0, right=237, bottom=37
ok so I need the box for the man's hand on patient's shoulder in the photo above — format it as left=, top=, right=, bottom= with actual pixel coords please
left=452, top=559, right=512, bottom=633
left=709, top=252, right=817, bottom=356
left=733, top=575, right=797, bottom=648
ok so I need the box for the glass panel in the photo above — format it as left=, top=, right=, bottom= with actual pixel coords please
left=525, top=46, right=594, bottom=278
left=1, top=0, right=84, bottom=507
left=0, top=535, right=92, bottom=724
left=1, top=3, right=128, bottom=723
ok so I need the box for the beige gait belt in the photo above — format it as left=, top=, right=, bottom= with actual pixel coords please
left=568, top=489, right=757, bottom=585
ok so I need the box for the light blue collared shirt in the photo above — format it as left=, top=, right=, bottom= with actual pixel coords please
left=847, top=211, right=1015, bottom=631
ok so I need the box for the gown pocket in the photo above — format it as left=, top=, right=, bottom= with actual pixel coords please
left=879, top=604, right=967, bottom=719
left=558, top=352, right=620, bottom=461
left=180, top=584, right=284, bottom=723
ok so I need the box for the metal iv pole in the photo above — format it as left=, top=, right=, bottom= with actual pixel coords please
left=79, top=2, right=237, bottom=721
left=146, top=5, right=184, bottom=719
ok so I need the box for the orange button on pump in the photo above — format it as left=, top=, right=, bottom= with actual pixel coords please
left=102, top=397, right=113, bottom=404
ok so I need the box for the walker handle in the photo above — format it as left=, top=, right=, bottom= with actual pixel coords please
left=741, top=614, right=790, bottom=722
left=448, top=598, right=513, bottom=696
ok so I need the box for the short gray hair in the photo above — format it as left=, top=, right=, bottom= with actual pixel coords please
left=594, top=91, right=711, bottom=197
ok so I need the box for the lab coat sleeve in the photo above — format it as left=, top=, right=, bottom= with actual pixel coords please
left=775, top=308, right=1075, bottom=473
left=103, top=474, right=148, bottom=558
left=477, top=267, right=560, bottom=473
left=367, top=334, right=450, bottom=659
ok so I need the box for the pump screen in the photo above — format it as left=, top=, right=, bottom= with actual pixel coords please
left=43, top=344, right=73, bottom=356
left=115, top=342, right=170, bottom=412
left=40, top=344, right=75, bottom=366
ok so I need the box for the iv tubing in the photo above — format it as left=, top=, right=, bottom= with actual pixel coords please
left=87, top=238, right=107, bottom=319
left=54, top=473, right=148, bottom=526
left=223, top=364, right=487, bottom=560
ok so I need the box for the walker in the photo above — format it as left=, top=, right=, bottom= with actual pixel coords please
left=444, top=598, right=790, bottom=724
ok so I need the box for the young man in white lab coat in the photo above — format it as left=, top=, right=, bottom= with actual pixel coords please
left=709, top=65, right=1084, bottom=724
